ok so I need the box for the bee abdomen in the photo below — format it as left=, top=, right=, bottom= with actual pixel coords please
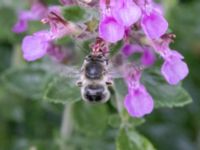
left=84, top=85, right=105, bottom=102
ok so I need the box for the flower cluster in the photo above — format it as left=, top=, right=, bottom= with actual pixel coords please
left=13, top=0, right=189, bottom=118
left=99, top=0, right=188, bottom=117
left=13, top=0, right=79, bottom=61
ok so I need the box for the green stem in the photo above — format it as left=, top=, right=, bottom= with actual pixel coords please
left=60, top=104, right=73, bottom=150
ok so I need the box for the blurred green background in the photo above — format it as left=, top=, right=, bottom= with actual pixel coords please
left=0, top=0, right=200, bottom=150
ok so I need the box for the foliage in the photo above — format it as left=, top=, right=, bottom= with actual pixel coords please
left=0, top=0, right=199, bottom=150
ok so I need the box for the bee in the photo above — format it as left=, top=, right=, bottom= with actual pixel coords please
left=42, top=38, right=144, bottom=103
left=76, top=53, right=113, bottom=103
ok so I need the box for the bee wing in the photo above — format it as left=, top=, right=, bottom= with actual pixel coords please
left=107, top=62, right=146, bottom=79
left=107, top=67, right=123, bottom=79
left=41, top=63, right=81, bottom=79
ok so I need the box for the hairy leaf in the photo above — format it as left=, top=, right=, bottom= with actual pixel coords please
left=1, top=67, right=50, bottom=99
left=44, top=76, right=81, bottom=104
left=142, top=69, right=192, bottom=108
left=116, top=128, right=155, bottom=150
left=62, top=6, right=86, bottom=22
left=72, top=101, right=109, bottom=137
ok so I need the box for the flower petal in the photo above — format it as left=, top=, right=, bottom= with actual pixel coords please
left=141, top=10, right=168, bottom=39
left=113, top=0, right=141, bottom=27
left=12, top=19, right=28, bottom=33
left=141, top=48, right=155, bottom=66
left=122, top=44, right=155, bottom=66
left=124, top=85, right=154, bottom=118
left=22, top=34, right=49, bottom=61
left=161, top=56, right=189, bottom=85
left=99, top=17, right=124, bottom=43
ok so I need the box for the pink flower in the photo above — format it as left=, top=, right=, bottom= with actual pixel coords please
left=99, top=17, right=124, bottom=43
left=122, top=44, right=155, bottom=66
left=98, top=0, right=125, bottom=43
left=22, top=30, right=68, bottom=62
left=59, top=0, right=73, bottom=5
left=22, top=31, right=50, bottom=61
left=41, top=10, right=78, bottom=40
left=21, top=4, right=79, bottom=62
left=124, top=71, right=154, bottom=118
left=12, top=0, right=47, bottom=33
left=12, top=19, right=28, bottom=33
left=47, top=44, right=67, bottom=62
left=124, top=85, right=154, bottom=118
left=161, top=51, right=189, bottom=85
left=141, top=9, right=168, bottom=39
left=113, top=0, right=141, bottom=27
left=151, top=34, right=189, bottom=85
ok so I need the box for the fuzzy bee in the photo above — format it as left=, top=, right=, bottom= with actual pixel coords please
left=76, top=53, right=113, bottom=103
left=42, top=38, right=144, bottom=103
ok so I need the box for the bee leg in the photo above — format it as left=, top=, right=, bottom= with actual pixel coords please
left=76, top=81, right=83, bottom=87
left=106, top=80, right=113, bottom=87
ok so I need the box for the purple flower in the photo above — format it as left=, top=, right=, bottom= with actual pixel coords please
left=22, top=30, right=68, bottom=62
left=98, top=0, right=125, bottom=43
left=12, top=19, right=28, bottom=33
left=141, top=9, right=168, bottom=39
left=60, top=0, right=73, bottom=5
left=113, top=0, right=141, bottom=27
left=124, top=85, right=154, bottom=118
left=151, top=34, right=189, bottom=84
left=99, top=17, right=124, bottom=43
left=41, top=10, right=78, bottom=40
left=161, top=51, right=189, bottom=85
left=22, top=31, right=50, bottom=61
left=47, top=44, right=67, bottom=62
left=21, top=5, right=79, bottom=62
left=12, top=0, right=47, bottom=33
left=124, top=71, right=154, bottom=118
left=122, top=44, right=155, bottom=66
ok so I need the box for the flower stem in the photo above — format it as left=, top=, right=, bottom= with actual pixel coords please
left=60, top=104, right=73, bottom=149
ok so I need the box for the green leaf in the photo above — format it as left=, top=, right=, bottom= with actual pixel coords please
left=108, top=114, right=121, bottom=128
left=44, top=76, right=81, bottom=104
left=116, top=128, right=156, bottom=150
left=108, top=113, right=145, bottom=128
left=114, top=68, right=192, bottom=109
left=0, top=7, right=16, bottom=42
left=142, top=69, right=192, bottom=108
left=62, top=6, right=86, bottom=22
left=72, top=101, right=109, bottom=137
left=63, top=128, right=117, bottom=150
left=1, top=67, right=50, bottom=99
left=0, top=44, right=12, bottom=73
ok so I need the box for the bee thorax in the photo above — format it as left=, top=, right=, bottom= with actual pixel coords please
left=85, top=62, right=103, bottom=80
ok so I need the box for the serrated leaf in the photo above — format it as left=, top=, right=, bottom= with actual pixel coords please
left=72, top=101, right=109, bottom=137
left=1, top=67, right=50, bottom=99
left=114, top=69, right=192, bottom=109
left=116, top=128, right=156, bottom=150
left=44, top=76, right=81, bottom=104
left=142, top=69, right=192, bottom=108
left=62, top=6, right=86, bottom=22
